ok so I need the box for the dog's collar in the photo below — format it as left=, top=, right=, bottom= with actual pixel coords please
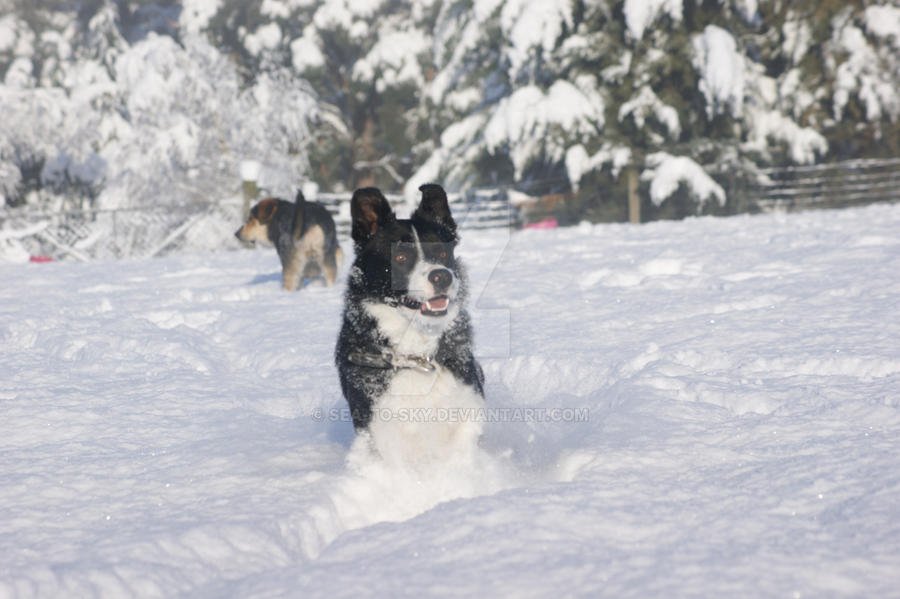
left=347, top=351, right=436, bottom=373
left=398, top=296, right=423, bottom=311
left=385, top=295, right=426, bottom=312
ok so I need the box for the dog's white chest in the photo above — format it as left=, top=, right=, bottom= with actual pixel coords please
left=363, top=300, right=458, bottom=357
left=367, top=366, right=485, bottom=466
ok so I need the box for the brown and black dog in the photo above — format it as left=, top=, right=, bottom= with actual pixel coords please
left=235, top=191, right=343, bottom=290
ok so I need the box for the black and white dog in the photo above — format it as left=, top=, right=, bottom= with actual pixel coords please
left=335, top=184, right=484, bottom=461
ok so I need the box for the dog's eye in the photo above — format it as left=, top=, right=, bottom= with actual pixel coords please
left=439, top=251, right=448, bottom=261
left=395, top=253, right=408, bottom=264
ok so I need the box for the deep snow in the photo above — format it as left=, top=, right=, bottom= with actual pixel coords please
left=2, top=204, right=900, bottom=597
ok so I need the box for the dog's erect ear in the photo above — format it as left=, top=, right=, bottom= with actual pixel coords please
left=351, top=187, right=394, bottom=243
left=413, top=183, right=456, bottom=237
left=255, top=198, right=278, bottom=223
left=294, top=189, right=306, bottom=205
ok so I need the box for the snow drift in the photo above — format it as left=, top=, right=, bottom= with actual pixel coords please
left=2, top=203, right=900, bottom=597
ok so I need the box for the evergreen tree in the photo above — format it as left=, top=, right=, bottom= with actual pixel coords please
left=3, top=0, right=900, bottom=220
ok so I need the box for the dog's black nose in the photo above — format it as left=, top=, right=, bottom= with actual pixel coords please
left=234, top=229, right=241, bottom=240
left=429, top=268, right=453, bottom=292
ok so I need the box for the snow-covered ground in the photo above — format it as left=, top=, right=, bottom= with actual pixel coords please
left=2, top=204, right=899, bottom=597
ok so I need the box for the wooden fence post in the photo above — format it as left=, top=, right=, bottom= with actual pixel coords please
left=627, top=164, right=641, bottom=224
left=239, top=160, right=261, bottom=220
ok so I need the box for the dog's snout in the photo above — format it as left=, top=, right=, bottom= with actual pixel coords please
left=429, top=268, right=453, bottom=292
left=234, top=228, right=242, bottom=240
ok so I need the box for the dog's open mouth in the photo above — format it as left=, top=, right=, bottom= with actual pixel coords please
left=401, top=295, right=450, bottom=316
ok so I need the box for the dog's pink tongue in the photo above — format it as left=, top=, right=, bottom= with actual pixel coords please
left=424, top=296, right=449, bottom=311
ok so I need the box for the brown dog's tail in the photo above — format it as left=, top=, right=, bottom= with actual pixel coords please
left=292, top=189, right=306, bottom=240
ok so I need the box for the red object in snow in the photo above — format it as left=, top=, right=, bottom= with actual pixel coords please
left=524, top=218, right=558, bottom=230
left=29, top=255, right=54, bottom=263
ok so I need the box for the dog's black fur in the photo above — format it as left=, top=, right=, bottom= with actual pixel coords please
left=235, top=191, right=343, bottom=290
left=335, top=184, right=484, bottom=430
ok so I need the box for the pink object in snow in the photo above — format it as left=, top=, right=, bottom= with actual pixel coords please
left=524, top=218, right=558, bottom=230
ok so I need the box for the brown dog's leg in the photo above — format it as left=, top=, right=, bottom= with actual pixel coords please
left=282, top=253, right=305, bottom=291
left=323, top=254, right=338, bottom=287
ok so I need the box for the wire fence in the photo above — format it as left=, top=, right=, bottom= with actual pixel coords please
left=0, top=201, right=242, bottom=262
left=0, top=189, right=519, bottom=262
left=2, top=158, right=898, bottom=262
left=316, top=188, right=520, bottom=239
left=742, top=157, right=900, bottom=213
